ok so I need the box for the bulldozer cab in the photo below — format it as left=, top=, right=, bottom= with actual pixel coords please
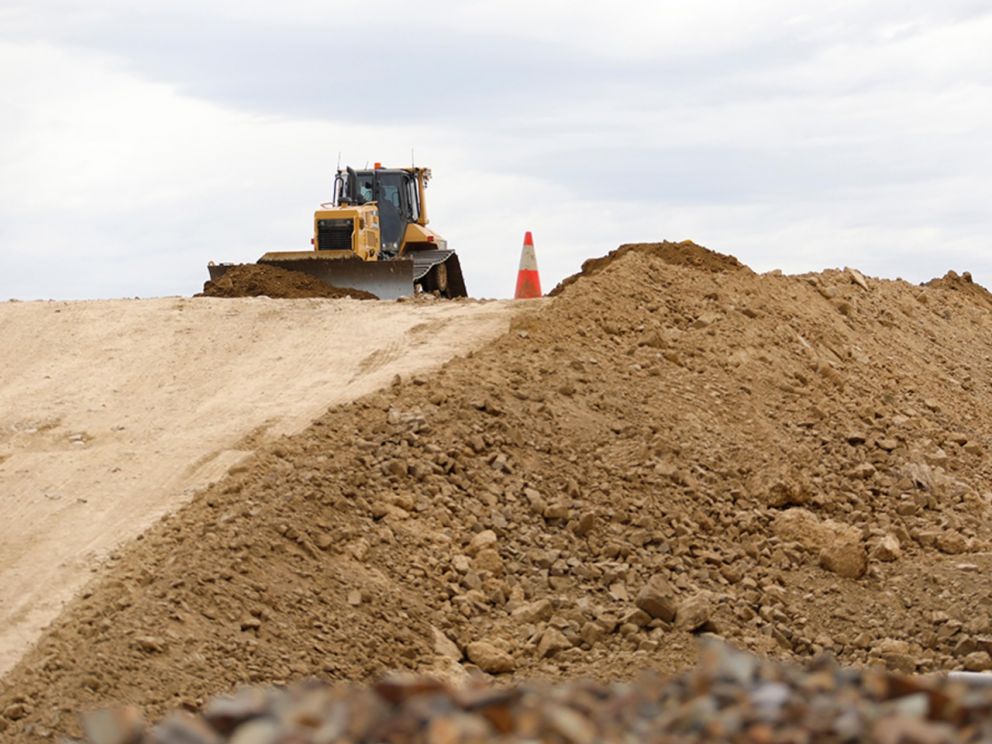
left=334, top=167, right=425, bottom=258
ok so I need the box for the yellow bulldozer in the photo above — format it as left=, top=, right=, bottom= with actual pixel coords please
left=207, top=164, right=467, bottom=299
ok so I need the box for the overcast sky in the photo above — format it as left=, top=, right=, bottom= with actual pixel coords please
left=2, top=1, right=991, bottom=300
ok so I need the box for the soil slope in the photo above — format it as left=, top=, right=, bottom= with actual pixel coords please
left=0, top=296, right=515, bottom=683
left=5, top=242, right=992, bottom=741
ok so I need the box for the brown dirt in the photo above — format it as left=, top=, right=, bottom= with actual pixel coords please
left=547, top=240, right=747, bottom=296
left=6, top=243, right=992, bottom=741
left=924, top=270, right=992, bottom=309
left=199, top=263, right=379, bottom=300
left=0, top=296, right=517, bottom=688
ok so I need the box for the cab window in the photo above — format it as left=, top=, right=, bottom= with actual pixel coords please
left=406, top=177, right=420, bottom=221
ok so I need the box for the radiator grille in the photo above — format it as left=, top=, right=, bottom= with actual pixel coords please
left=316, top=218, right=353, bottom=251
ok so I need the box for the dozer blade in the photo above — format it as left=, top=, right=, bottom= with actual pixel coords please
left=257, top=252, right=415, bottom=301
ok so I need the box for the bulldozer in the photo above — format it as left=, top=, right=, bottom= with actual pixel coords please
left=207, top=164, right=467, bottom=300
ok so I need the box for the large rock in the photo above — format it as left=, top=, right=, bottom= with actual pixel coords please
left=773, top=508, right=866, bottom=579
left=511, top=599, right=554, bottom=624
left=676, top=592, right=714, bottom=632
left=635, top=575, right=678, bottom=622
left=431, top=627, right=462, bottom=661
left=536, top=628, right=572, bottom=659
left=466, top=641, right=515, bottom=674
left=872, top=534, right=902, bottom=562
left=819, top=533, right=867, bottom=579
left=467, top=530, right=498, bottom=556
left=471, top=549, right=504, bottom=576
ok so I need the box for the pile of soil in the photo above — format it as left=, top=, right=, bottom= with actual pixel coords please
left=76, top=641, right=992, bottom=743
left=199, top=264, right=378, bottom=300
left=924, top=271, right=992, bottom=309
left=548, top=240, right=747, bottom=296
left=6, top=241, right=992, bottom=740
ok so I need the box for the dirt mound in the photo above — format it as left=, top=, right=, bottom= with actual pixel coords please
left=924, top=270, right=992, bottom=309
left=75, top=641, right=992, bottom=743
left=548, top=240, right=747, bottom=296
left=8, top=242, right=992, bottom=740
left=199, top=264, right=378, bottom=300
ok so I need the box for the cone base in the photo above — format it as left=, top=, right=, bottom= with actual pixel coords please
left=514, top=270, right=542, bottom=299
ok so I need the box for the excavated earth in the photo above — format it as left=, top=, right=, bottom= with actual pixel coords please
left=199, top=264, right=379, bottom=299
left=5, top=241, right=992, bottom=741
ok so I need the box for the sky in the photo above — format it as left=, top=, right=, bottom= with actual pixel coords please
left=1, top=1, right=991, bottom=300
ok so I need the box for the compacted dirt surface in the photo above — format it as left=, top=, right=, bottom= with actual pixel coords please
left=0, top=295, right=516, bottom=683
left=5, top=241, right=992, bottom=741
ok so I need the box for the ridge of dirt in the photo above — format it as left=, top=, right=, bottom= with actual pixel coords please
left=548, top=240, right=748, bottom=296
left=199, top=264, right=378, bottom=300
left=924, top=270, right=992, bottom=309
left=7, top=243, right=992, bottom=740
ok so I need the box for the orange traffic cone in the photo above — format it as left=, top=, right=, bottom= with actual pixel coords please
left=514, top=231, right=542, bottom=299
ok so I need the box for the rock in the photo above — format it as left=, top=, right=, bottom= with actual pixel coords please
left=471, top=548, right=504, bottom=576
left=544, top=704, right=597, bottom=744
left=621, top=608, right=652, bottom=628
left=466, top=641, right=515, bottom=674
left=963, top=651, right=992, bottom=672
left=467, top=530, right=498, bottom=556
left=772, top=508, right=825, bottom=548
left=872, top=534, right=902, bottom=562
left=150, top=713, right=223, bottom=744
left=849, top=462, right=876, bottom=480
left=635, top=575, right=678, bottom=622
left=2, top=702, right=30, bottom=722
left=82, top=707, right=145, bottom=744
left=202, top=688, right=271, bottom=735
left=952, top=637, right=978, bottom=657
left=819, top=533, right=867, bottom=579
left=580, top=621, right=605, bottom=646
left=872, top=638, right=916, bottom=674
left=511, top=599, right=554, bottom=624
left=762, top=477, right=808, bottom=507
left=847, top=267, right=870, bottom=291
left=608, top=582, right=630, bottom=602
left=676, top=592, right=714, bottom=632
left=936, top=531, right=968, bottom=555
left=347, top=590, right=362, bottom=606
left=571, top=512, right=596, bottom=537
left=536, top=628, right=572, bottom=659
left=134, top=636, right=167, bottom=654
left=523, top=488, right=546, bottom=514
left=227, top=718, right=280, bottom=744
left=773, top=509, right=866, bottom=578
left=876, top=438, right=899, bottom=452
left=871, top=717, right=955, bottom=744
left=431, top=627, right=463, bottom=661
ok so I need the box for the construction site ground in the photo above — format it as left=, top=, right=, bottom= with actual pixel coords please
left=4, top=242, right=992, bottom=741
left=0, top=296, right=516, bottom=682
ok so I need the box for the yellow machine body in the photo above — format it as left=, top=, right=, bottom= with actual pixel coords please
left=210, top=165, right=466, bottom=299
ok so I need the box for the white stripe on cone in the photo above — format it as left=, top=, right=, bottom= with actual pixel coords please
left=519, top=232, right=539, bottom=271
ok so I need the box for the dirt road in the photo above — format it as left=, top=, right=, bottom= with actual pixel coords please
left=0, top=295, right=517, bottom=676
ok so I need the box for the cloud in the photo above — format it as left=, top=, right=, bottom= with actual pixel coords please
left=2, top=2, right=992, bottom=301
